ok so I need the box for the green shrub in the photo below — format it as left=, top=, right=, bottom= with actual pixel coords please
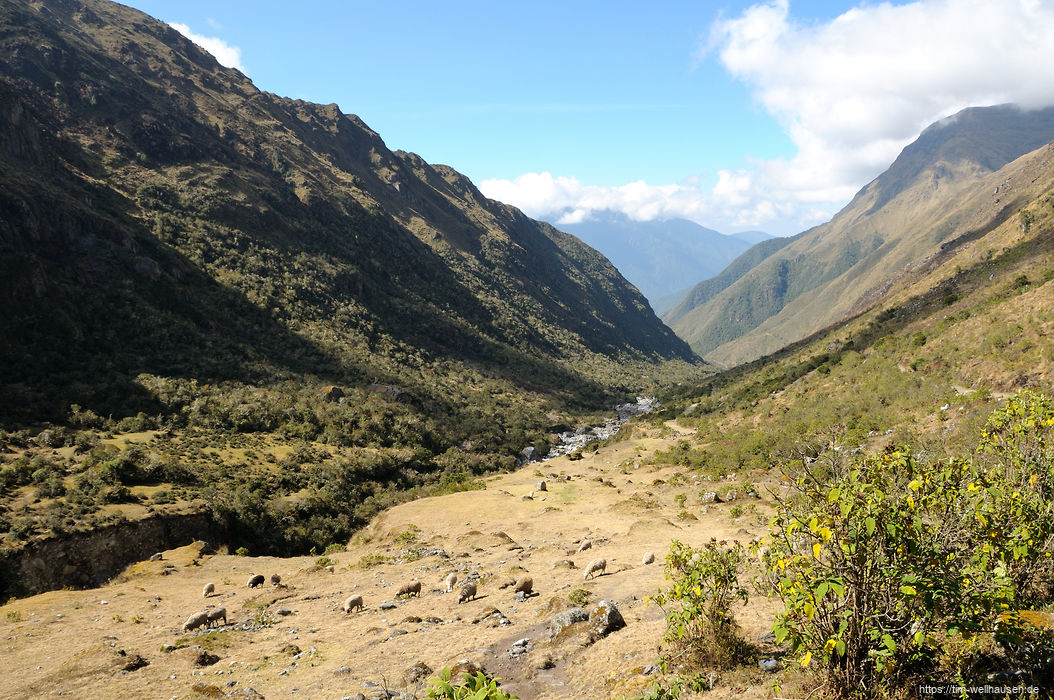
left=759, top=391, right=1054, bottom=697
left=651, top=539, right=750, bottom=671
left=426, top=667, right=518, bottom=699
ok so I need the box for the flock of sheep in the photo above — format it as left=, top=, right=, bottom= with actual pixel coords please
left=179, top=546, right=650, bottom=635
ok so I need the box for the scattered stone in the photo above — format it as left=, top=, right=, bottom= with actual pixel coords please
left=149, top=553, right=163, bottom=561
left=552, top=560, right=576, bottom=570
left=759, top=658, right=779, bottom=673
left=700, top=492, right=720, bottom=504
left=387, top=629, right=408, bottom=640
left=547, top=608, right=589, bottom=641
left=275, top=608, right=292, bottom=616
left=194, top=648, right=221, bottom=667
left=333, top=667, right=351, bottom=675
left=535, top=480, right=547, bottom=492
left=589, top=600, right=626, bottom=640
left=379, top=602, right=397, bottom=611
left=509, top=638, right=531, bottom=658
left=278, top=644, right=301, bottom=656
left=757, top=631, right=777, bottom=645
left=450, top=659, right=485, bottom=684
left=641, top=552, right=655, bottom=565
left=642, top=663, right=659, bottom=675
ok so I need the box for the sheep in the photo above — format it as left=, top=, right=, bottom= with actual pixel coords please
left=202, top=582, right=215, bottom=598
left=642, top=552, right=655, bottom=565
left=342, top=594, right=364, bottom=613
left=445, top=572, right=458, bottom=592
left=396, top=580, right=421, bottom=599
left=457, top=581, right=477, bottom=604
left=583, top=558, right=607, bottom=580
left=246, top=574, right=265, bottom=588
left=512, top=575, right=533, bottom=596
left=206, top=607, right=227, bottom=627
left=182, top=611, right=208, bottom=633
left=576, top=540, right=592, bottom=553
left=270, top=574, right=281, bottom=586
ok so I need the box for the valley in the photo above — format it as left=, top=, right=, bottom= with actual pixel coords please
left=4, top=0, right=1054, bottom=698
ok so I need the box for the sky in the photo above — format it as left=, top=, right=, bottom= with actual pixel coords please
left=127, top=1, right=1054, bottom=236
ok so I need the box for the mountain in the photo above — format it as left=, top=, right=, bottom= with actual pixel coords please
left=729, top=230, right=775, bottom=245
left=668, top=104, right=1054, bottom=366
left=551, top=210, right=753, bottom=309
left=0, top=0, right=697, bottom=428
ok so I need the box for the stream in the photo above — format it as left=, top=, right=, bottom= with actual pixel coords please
left=537, top=396, right=658, bottom=461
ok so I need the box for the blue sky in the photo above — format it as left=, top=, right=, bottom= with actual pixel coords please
left=127, top=1, right=1054, bottom=235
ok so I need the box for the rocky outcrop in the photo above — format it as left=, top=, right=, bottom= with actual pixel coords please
left=0, top=512, right=226, bottom=597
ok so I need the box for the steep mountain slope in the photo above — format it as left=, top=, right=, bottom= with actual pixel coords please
left=0, top=0, right=697, bottom=427
left=669, top=104, right=1054, bottom=366
left=553, top=210, right=753, bottom=308
left=662, top=232, right=796, bottom=326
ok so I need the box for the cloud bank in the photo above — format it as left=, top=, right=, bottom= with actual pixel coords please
left=169, top=23, right=245, bottom=73
left=482, top=0, right=1054, bottom=235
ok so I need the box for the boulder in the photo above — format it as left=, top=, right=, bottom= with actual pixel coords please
left=589, top=600, right=626, bottom=640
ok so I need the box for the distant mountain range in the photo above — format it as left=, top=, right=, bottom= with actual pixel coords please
left=551, top=211, right=772, bottom=313
left=665, top=104, right=1054, bottom=366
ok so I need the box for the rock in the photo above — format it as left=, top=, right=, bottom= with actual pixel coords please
left=700, top=492, right=720, bottom=504
left=757, top=631, right=777, bottom=645
left=519, top=446, right=537, bottom=465
left=642, top=663, right=659, bottom=675
left=193, top=648, right=220, bottom=666
left=450, top=659, right=485, bottom=684
left=404, top=661, right=433, bottom=684
left=576, top=540, right=592, bottom=552
left=509, top=638, right=530, bottom=657
left=149, top=552, right=163, bottom=561
left=276, top=608, right=292, bottom=616
left=641, top=552, right=655, bottom=565
left=333, top=666, right=351, bottom=675
left=588, top=600, right=626, bottom=640
left=547, top=608, right=589, bottom=641
left=379, top=602, right=397, bottom=610
left=552, top=560, right=575, bottom=570
left=120, top=654, right=149, bottom=672
left=759, top=658, right=779, bottom=673
left=228, top=689, right=265, bottom=699
left=535, top=480, right=547, bottom=492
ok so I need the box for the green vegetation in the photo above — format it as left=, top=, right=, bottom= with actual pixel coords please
left=426, top=667, right=518, bottom=700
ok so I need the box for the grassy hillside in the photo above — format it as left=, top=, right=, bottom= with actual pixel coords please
left=0, top=0, right=703, bottom=576
left=669, top=104, right=1054, bottom=366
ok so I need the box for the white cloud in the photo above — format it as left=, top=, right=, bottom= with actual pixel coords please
left=706, top=0, right=1054, bottom=210
left=485, top=0, right=1054, bottom=235
left=169, top=22, right=245, bottom=73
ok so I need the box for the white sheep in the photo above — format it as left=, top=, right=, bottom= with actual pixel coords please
left=246, top=574, right=265, bottom=588
left=457, top=581, right=477, bottom=604
left=342, top=594, right=364, bottom=613
left=206, top=607, right=227, bottom=627
left=445, top=572, right=457, bottom=592
left=583, top=558, right=607, bottom=580
left=396, top=580, right=421, bottom=599
left=182, top=611, right=208, bottom=633
left=202, top=582, right=215, bottom=598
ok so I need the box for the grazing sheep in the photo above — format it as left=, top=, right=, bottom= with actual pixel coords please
left=512, top=575, right=533, bottom=596
left=206, top=607, right=227, bottom=627
left=182, top=611, right=209, bottom=633
left=270, top=574, right=281, bottom=586
left=202, top=582, right=215, bottom=598
left=457, top=581, right=477, bottom=604
left=642, top=552, right=655, bottom=565
left=246, top=574, right=265, bottom=588
left=576, top=540, right=592, bottom=553
left=396, top=580, right=422, bottom=599
left=445, top=572, right=458, bottom=592
left=583, top=558, right=607, bottom=580
left=342, top=594, right=364, bottom=613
